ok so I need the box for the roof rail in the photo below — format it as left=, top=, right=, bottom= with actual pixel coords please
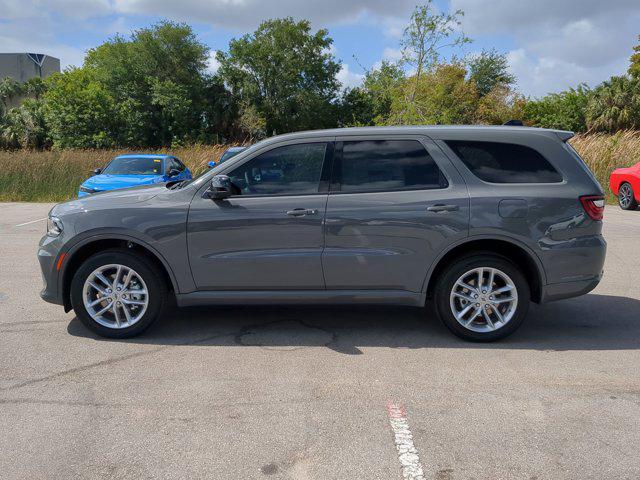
left=503, top=119, right=524, bottom=126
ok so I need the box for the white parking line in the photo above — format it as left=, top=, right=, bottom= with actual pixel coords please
left=386, top=401, right=425, bottom=480
left=14, top=218, right=47, bottom=227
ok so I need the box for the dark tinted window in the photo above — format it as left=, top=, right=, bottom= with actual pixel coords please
left=337, top=140, right=447, bottom=192
left=166, top=157, right=184, bottom=174
left=102, top=157, right=163, bottom=175
left=228, top=143, right=326, bottom=196
left=446, top=141, right=562, bottom=183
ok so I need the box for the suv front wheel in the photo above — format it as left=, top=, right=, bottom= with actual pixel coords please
left=70, top=250, right=167, bottom=338
left=435, top=254, right=530, bottom=342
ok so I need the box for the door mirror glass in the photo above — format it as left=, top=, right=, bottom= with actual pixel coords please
left=204, top=175, right=234, bottom=200
left=93, top=168, right=102, bottom=175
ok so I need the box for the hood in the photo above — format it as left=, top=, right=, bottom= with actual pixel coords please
left=82, top=174, right=163, bottom=191
left=54, top=183, right=170, bottom=217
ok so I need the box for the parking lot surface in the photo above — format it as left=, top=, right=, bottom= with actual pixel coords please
left=1, top=202, right=639, bottom=479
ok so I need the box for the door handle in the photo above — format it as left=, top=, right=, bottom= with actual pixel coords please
left=286, top=208, right=318, bottom=217
left=426, top=204, right=459, bottom=213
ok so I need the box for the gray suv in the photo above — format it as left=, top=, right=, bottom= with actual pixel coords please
left=38, top=126, right=606, bottom=341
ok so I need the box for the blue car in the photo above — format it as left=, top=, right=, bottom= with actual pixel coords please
left=207, top=146, right=247, bottom=168
left=78, top=154, right=192, bottom=197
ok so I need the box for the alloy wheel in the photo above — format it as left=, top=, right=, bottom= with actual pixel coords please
left=619, top=184, right=632, bottom=209
left=449, top=267, right=518, bottom=333
left=82, top=264, right=149, bottom=329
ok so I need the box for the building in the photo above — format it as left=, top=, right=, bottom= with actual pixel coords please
left=0, top=53, right=60, bottom=83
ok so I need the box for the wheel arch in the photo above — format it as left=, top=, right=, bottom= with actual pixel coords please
left=60, top=234, right=178, bottom=312
left=423, top=236, right=546, bottom=304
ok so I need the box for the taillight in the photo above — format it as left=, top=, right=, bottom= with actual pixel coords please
left=580, top=195, right=605, bottom=221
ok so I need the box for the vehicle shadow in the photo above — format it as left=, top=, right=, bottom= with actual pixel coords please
left=67, top=293, right=640, bottom=354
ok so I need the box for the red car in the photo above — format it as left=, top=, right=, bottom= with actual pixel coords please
left=610, top=162, right=640, bottom=210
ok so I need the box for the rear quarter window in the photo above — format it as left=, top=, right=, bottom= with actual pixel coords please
left=445, top=140, right=563, bottom=184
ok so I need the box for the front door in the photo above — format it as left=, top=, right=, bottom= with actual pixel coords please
left=187, top=140, right=333, bottom=290
left=322, top=135, right=469, bottom=292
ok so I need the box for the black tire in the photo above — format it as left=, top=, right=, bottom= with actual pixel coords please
left=618, top=182, right=638, bottom=210
left=70, top=249, right=167, bottom=338
left=434, top=253, right=530, bottom=342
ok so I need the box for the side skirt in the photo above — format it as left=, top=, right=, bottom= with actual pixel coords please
left=176, top=289, right=423, bottom=307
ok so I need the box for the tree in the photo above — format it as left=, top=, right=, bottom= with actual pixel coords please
left=0, top=99, right=48, bottom=149
left=468, top=49, right=515, bottom=97
left=629, top=35, right=640, bottom=78
left=386, top=63, right=479, bottom=125
left=0, top=77, right=23, bottom=115
left=43, top=69, right=119, bottom=148
left=217, top=17, right=341, bottom=135
left=523, top=85, right=591, bottom=132
left=586, top=76, right=640, bottom=132
left=339, top=61, right=405, bottom=126
left=84, top=21, right=215, bottom=146
left=400, top=1, right=470, bottom=102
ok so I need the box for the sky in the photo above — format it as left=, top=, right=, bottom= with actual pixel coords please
left=1, top=0, right=638, bottom=98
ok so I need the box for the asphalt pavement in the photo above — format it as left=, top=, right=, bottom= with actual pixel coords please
left=1, top=202, right=639, bottom=479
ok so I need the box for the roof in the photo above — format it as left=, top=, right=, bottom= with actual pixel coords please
left=225, top=146, right=247, bottom=152
left=261, top=125, right=574, bottom=143
left=115, top=153, right=173, bottom=158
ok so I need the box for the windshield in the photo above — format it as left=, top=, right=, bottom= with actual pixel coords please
left=102, top=157, right=163, bottom=175
left=219, top=148, right=245, bottom=163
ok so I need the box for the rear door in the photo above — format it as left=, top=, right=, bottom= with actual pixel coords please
left=322, top=135, right=469, bottom=292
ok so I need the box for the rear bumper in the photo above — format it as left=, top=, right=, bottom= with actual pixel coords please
left=540, top=273, right=602, bottom=303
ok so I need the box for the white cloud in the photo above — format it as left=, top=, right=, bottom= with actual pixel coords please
left=507, top=48, right=629, bottom=98
left=452, top=0, right=639, bottom=96
left=113, top=0, right=416, bottom=29
left=0, top=0, right=111, bottom=20
left=337, top=63, right=364, bottom=89
left=207, top=51, right=221, bottom=74
left=0, top=18, right=87, bottom=68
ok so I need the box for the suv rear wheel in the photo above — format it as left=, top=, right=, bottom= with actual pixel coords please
left=618, top=182, right=638, bottom=210
left=434, top=254, right=530, bottom=342
left=70, top=250, right=167, bottom=338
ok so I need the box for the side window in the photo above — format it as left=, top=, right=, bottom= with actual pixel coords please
left=173, top=157, right=186, bottom=171
left=228, top=143, right=327, bottom=196
left=335, top=139, right=447, bottom=193
left=166, top=158, right=182, bottom=174
left=445, top=141, right=563, bottom=183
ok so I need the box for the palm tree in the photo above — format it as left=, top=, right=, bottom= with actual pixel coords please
left=586, top=76, right=640, bottom=132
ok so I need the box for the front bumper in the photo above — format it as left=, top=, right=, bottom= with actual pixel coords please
left=38, top=234, right=65, bottom=306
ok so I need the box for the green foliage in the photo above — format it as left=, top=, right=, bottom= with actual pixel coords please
left=339, top=61, right=405, bottom=126
left=382, top=62, right=522, bottom=126
left=43, top=68, right=119, bottom=149
left=629, top=35, right=640, bottom=79
left=523, top=85, right=591, bottom=132
left=0, top=99, right=49, bottom=149
left=400, top=1, right=471, bottom=104
left=468, top=49, right=515, bottom=97
left=83, top=21, right=214, bottom=146
left=586, top=76, right=640, bottom=132
left=217, top=17, right=341, bottom=136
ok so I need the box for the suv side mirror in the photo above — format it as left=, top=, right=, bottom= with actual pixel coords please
left=204, top=175, right=233, bottom=200
left=93, top=168, right=102, bottom=175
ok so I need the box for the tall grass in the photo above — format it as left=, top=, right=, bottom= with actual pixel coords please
left=0, top=133, right=638, bottom=202
left=570, top=131, right=640, bottom=203
left=0, top=144, right=229, bottom=202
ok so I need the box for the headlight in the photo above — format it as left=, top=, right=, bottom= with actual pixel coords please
left=47, top=215, right=63, bottom=237
left=79, top=186, right=98, bottom=194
